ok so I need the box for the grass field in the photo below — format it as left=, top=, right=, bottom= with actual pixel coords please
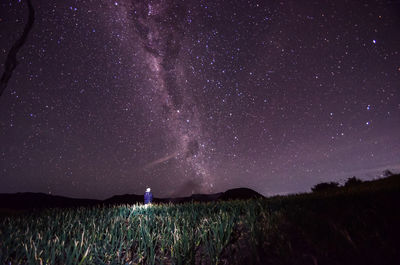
left=1, top=174, right=399, bottom=265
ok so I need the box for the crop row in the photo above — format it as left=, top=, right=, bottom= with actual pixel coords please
left=0, top=200, right=271, bottom=265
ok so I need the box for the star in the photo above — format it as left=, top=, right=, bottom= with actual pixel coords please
left=0, top=0, right=398, bottom=199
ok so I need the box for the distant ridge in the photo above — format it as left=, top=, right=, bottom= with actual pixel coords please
left=0, top=188, right=264, bottom=210
left=103, top=194, right=144, bottom=205
left=219, top=188, right=264, bottom=200
left=0, top=192, right=100, bottom=210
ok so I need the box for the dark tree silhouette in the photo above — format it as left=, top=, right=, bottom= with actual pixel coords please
left=383, top=170, right=394, bottom=177
left=344, top=176, right=363, bottom=187
left=0, top=0, right=35, bottom=98
left=311, top=181, right=340, bottom=192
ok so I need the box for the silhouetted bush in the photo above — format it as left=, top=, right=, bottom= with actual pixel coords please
left=383, top=170, right=394, bottom=177
left=311, top=181, right=340, bottom=192
left=344, top=176, right=363, bottom=187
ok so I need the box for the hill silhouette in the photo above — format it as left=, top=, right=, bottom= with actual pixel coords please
left=219, top=187, right=263, bottom=200
left=0, top=187, right=264, bottom=210
left=0, top=192, right=100, bottom=210
left=2, top=173, right=397, bottom=210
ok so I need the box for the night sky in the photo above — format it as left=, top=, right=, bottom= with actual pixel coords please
left=0, top=0, right=399, bottom=199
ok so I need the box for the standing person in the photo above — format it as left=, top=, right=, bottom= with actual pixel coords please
left=144, top=187, right=153, bottom=205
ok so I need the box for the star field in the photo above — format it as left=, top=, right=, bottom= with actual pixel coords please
left=0, top=0, right=399, bottom=199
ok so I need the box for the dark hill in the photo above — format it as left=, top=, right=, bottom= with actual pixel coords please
left=163, top=192, right=223, bottom=204
left=0, top=188, right=263, bottom=210
left=103, top=194, right=144, bottom=205
left=0, top=192, right=99, bottom=210
left=219, top=188, right=264, bottom=201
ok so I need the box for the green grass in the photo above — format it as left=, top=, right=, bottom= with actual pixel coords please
left=1, top=174, right=399, bottom=264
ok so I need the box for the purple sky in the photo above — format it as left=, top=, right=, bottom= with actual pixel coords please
left=0, top=0, right=399, bottom=199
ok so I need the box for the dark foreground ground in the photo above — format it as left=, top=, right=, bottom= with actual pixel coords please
left=1, top=174, right=399, bottom=265
left=248, top=174, right=400, bottom=265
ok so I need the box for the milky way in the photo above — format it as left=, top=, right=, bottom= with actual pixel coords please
left=0, top=0, right=399, bottom=199
left=127, top=1, right=212, bottom=193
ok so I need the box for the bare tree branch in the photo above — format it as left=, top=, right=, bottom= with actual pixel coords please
left=0, top=0, right=35, bottom=98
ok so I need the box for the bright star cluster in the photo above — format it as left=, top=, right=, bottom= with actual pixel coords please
left=0, top=0, right=399, bottom=199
